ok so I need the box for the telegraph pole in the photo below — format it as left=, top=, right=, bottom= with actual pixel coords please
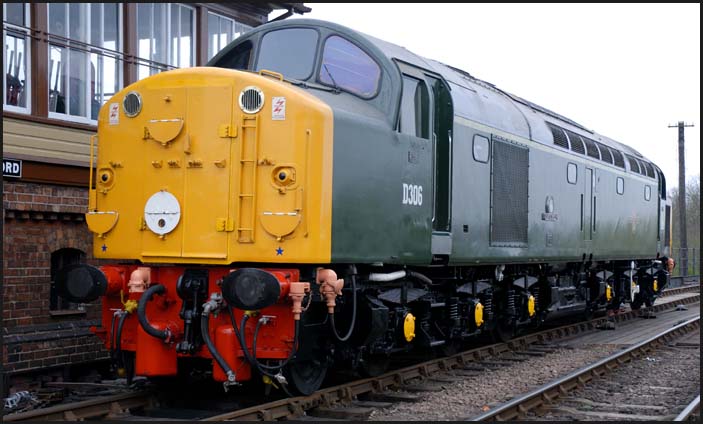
left=668, top=121, right=694, bottom=276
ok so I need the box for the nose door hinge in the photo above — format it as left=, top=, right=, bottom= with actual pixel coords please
left=216, top=218, right=235, bottom=232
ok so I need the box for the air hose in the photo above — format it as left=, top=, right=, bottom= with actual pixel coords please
left=201, top=303, right=235, bottom=384
left=235, top=313, right=282, bottom=376
left=252, top=316, right=300, bottom=370
left=109, top=312, right=119, bottom=363
left=137, top=284, right=170, bottom=340
left=330, top=272, right=357, bottom=342
left=233, top=312, right=295, bottom=396
left=115, top=311, right=128, bottom=370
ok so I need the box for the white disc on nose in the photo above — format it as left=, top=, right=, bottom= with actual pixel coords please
left=144, top=191, right=181, bottom=235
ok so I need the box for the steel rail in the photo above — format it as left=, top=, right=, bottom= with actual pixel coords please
left=674, top=395, right=700, bottom=421
left=202, top=289, right=700, bottom=421
left=2, top=390, right=154, bottom=422
left=5, top=285, right=698, bottom=422
left=469, top=315, right=701, bottom=421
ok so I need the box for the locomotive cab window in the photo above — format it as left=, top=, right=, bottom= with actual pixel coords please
left=256, top=28, right=319, bottom=80
left=214, top=40, right=252, bottom=70
left=319, top=35, right=381, bottom=98
left=399, top=75, right=429, bottom=139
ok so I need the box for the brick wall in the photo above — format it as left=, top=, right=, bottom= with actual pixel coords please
left=2, top=181, right=109, bottom=392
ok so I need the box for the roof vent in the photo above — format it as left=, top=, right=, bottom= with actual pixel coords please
left=239, top=86, right=264, bottom=114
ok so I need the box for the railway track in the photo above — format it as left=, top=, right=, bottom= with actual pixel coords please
left=3, top=283, right=699, bottom=422
left=675, top=395, right=700, bottom=421
left=2, top=390, right=155, bottom=422
left=470, top=316, right=700, bottom=421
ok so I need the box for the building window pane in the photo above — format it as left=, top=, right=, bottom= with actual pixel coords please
left=235, top=21, right=252, bottom=39
left=47, top=3, right=123, bottom=122
left=137, top=3, right=194, bottom=79
left=5, top=3, right=26, bottom=26
left=3, top=3, right=30, bottom=112
left=207, top=12, right=250, bottom=61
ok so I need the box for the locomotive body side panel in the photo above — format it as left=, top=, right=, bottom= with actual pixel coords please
left=329, top=107, right=433, bottom=264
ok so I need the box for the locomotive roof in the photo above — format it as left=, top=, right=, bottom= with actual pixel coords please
left=223, top=18, right=653, bottom=167
left=348, top=22, right=651, bottom=164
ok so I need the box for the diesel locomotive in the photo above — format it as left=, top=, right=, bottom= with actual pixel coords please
left=56, top=19, right=675, bottom=395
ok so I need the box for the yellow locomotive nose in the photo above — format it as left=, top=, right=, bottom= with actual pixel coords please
left=88, top=68, right=334, bottom=265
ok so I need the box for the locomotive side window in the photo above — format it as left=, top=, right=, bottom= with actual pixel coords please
left=216, top=40, right=252, bottom=70
left=473, top=135, right=490, bottom=163
left=644, top=185, right=651, bottom=201
left=256, top=28, right=318, bottom=80
left=616, top=177, right=624, bottom=195
left=399, top=76, right=429, bottom=139
left=567, top=162, right=577, bottom=184
left=319, top=36, right=381, bottom=98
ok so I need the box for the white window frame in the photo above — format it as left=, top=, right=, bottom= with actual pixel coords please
left=136, top=3, right=196, bottom=80
left=207, top=11, right=235, bottom=61
left=47, top=3, right=124, bottom=125
left=3, top=3, right=32, bottom=114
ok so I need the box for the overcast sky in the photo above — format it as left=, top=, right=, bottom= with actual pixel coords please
left=276, top=3, right=700, bottom=190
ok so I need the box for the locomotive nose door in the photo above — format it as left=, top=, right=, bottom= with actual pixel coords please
left=180, top=86, right=234, bottom=259
left=140, top=85, right=233, bottom=260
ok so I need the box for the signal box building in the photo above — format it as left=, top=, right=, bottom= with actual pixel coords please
left=2, top=2, right=310, bottom=395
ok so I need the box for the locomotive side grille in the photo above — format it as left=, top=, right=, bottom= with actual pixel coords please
left=643, top=161, right=655, bottom=178
left=547, top=122, right=569, bottom=149
left=490, top=137, right=529, bottom=246
left=611, top=149, right=625, bottom=168
left=598, top=142, right=614, bottom=164
left=625, top=154, right=640, bottom=173
left=565, top=130, right=585, bottom=154
left=582, top=137, right=601, bottom=160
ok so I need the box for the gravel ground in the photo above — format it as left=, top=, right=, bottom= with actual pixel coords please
left=368, top=344, right=621, bottom=421
left=532, top=343, right=700, bottom=420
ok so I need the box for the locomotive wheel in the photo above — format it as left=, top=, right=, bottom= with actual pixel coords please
left=630, top=295, right=643, bottom=311
left=493, top=321, right=514, bottom=343
left=360, top=356, right=390, bottom=377
left=284, top=360, right=328, bottom=396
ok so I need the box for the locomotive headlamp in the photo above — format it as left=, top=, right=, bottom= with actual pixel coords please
left=222, top=268, right=281, bottom=310
left=54, top=264, right=108, bottom=303
left=272, top=166, right=296, bottom=187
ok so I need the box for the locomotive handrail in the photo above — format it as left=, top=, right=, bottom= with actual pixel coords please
left=258, top=69, right=284, bottom=81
